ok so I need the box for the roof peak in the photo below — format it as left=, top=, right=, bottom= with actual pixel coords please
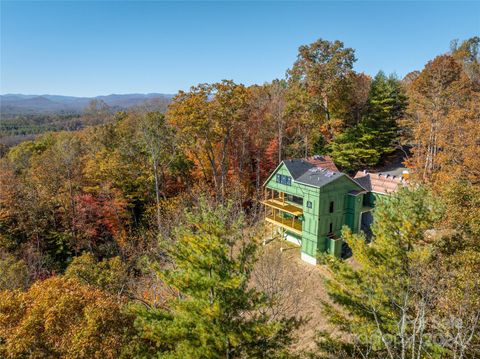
left=285, top=155, right=339, bottom=173
left=282, top=159, right=343, bottom=188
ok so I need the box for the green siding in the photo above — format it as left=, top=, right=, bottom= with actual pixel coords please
left=264, top=163, right=367, bottom=260
left=319, top=176, right=364, bottom=237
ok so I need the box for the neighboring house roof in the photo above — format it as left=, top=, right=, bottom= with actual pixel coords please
left=353, top=170, right=407, bottom=194
left=283, top=159, right=343, bottom=188
left=304, top=155, right=339, bottom=172
left=352, top=175, right=372, bottom=192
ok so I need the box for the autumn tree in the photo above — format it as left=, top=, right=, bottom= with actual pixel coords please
left=83, top=99, right=112, bottom=126
left=450, top=36, right=480, bottom=87
left=64, top=252, right=130, bottom=296
left=82, top=112, right=154, bottom=227
left=407, top=54, right=480, bottom=184
left=285, top=39, right=356, bottom=156
left=339, top=72, right=372, bottom=127
left=241, top=81, right=287, bottom=202
left=0, top=107, right=192, bottom=273
left=72, top=192, right=126, bottom=256
left=81, top=110, right=190, bottom=248
left=0, top=134, right=81, bottom=272
left=0, top=252, right=29, bottom=290
left=138, top=111, right=178, bottom=231
left=266, top=79, right=288, bottom=165
left=438, top=180, right=480, bottom=246
left=0, top=276, right=136, bottom=358
left=167, top=80, right=250, bottom=201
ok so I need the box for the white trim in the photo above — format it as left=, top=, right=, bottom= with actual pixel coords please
left=263, top=161, right=290, bottom=187
left=359, top=209, right=374, bottom=232
left=371, top=190, right=390, bottom=195
left=301, top=252, right=317, bottom=265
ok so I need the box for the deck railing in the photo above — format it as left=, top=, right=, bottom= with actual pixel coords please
left=262, top=188, right=303, bottom=235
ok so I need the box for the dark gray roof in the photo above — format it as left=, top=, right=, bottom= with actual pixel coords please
left=283, top=159, right=344, bottom=188
left=353, top=175, right=372, bottom=192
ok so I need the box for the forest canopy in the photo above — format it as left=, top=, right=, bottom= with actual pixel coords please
left=0, top=37, right=479, bottom=358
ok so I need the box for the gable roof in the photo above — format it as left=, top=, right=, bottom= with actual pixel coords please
left=354, top=170, right=407, bottom=194
left=264, top=157, right=367, bottom=191
left=283, top=159, right=343, bottom=188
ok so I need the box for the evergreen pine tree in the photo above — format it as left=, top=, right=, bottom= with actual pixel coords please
left=316, top=188, right=445, bottom=358
left=328, top=124, right=381, bottom=172
left=363, top=71, right=407, bottom=154
left=329, top=72, right=407, bottom=171
left=132, top=200, right=299, bottom=358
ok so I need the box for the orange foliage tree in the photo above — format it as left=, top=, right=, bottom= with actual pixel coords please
left=167, top=80, right=250, bottom=201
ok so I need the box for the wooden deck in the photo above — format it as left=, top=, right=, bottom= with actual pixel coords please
left=265, top=214, right=303, bottom=235
left=261, top=198, right=303, bottom=216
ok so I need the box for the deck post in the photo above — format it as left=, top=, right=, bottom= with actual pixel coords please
left=264, top=187, right=267, bottom=220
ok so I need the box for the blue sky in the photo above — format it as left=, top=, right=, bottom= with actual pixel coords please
left=1, top=1, right=479, bottom=97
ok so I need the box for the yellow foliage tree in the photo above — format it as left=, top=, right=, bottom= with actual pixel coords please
left=407, top=54, right=480, bottom=184
left=0, top=277, right=135, bottom=358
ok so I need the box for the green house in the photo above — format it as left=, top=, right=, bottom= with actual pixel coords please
left=262, top=156, right=406, bottom=265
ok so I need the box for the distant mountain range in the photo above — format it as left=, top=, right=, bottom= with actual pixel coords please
left=0, top=93, right=174, bottom=115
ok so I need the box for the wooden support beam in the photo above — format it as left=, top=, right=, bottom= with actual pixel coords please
left=280, top=246, right=296, bottom=252
left=263, top=236, right=279, bottom=246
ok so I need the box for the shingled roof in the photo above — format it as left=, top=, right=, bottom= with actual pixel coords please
left=304, top=155, right=339, bottom=172
left=283, top=158, right=344, bottom=188
left=353, top=170, right=407, bottom=194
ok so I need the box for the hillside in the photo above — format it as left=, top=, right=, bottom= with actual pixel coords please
left=0, top=93, right=174, bottom=115
left=1, top=35, right=479, bottom=358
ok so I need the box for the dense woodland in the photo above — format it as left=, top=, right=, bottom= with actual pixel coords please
left=0, top=97, right=171, bottom=155
left=0, top=37, right=479, bottom=358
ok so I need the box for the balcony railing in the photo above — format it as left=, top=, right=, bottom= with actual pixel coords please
left=260, top=198, right=303, bottom=216
left=262, top=189, right=303, bottom=235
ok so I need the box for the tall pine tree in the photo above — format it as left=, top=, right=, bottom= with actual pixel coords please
left=131, top=200, right=299, bottom=358
left=329, top=71, right=407, bottom=171
left=315, top=187, right=480, bottom=359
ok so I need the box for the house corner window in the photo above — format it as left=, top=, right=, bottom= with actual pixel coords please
left=306, top=201, right=312, bottom=209
left=329, top=201, right=334, bottom=213
left=329, top=222, right=333, bottom=233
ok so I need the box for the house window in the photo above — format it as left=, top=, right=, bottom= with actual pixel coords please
left=306, top=201, right=312, bottom=209
left=276, top=174, right=292, bottom=186
left=329, top=222, right=333, bottom=233
left=287, top=194, right=303, bottom=206
left=329, top=201, right=334, bottom=213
